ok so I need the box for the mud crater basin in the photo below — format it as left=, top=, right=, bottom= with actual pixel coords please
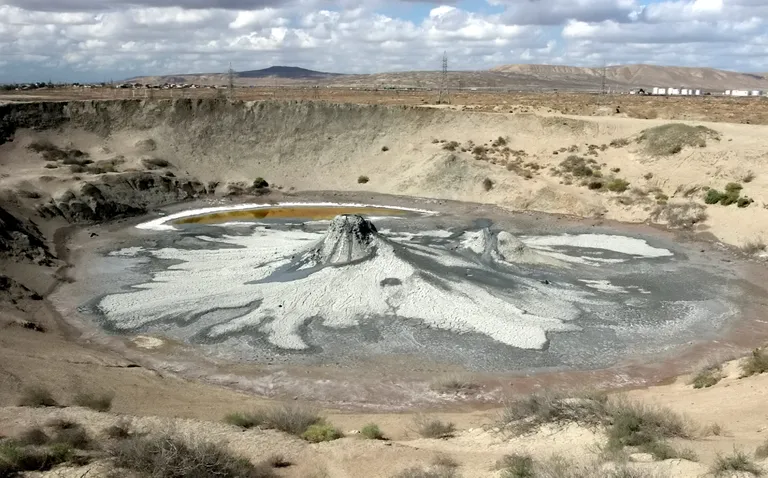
left=70, top=201, right=755, bottom=375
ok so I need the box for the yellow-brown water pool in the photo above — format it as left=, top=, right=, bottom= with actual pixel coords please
left=174, top=206, right=408, bottom=225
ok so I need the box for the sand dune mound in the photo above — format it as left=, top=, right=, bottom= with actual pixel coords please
left=312, top=214, right=379, bottom=265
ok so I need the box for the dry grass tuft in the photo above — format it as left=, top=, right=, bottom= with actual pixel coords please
left=689, top=362, right=725, bottom=389
left=740, top=348, right=768, bottom=378
left=711, top=450, right=763, bottom=476
left=393, top=466, right=458, bottom=478
left=741, top=238, right=767, bottom=255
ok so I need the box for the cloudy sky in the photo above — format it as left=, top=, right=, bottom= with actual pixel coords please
left=1, top=0, right=766, bottom=83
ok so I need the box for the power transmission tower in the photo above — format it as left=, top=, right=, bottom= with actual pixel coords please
left=600, top=61, right=607, bottom=96
left=228, top=63, right=235, bottom=100
left=437, top=51, right=450, bottom=104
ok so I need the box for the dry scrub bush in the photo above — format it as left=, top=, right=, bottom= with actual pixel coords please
left=223, top=404, right=324, bottom=437
left=413, top=416, right=456, bottom=439
left=104, top=419, right=133, bottom=440
left=393, top=465, right=458, bottom=478
left=17, top=385, right=58, bottom=408
left=442, top=141, right=460, bottom=151
left=430, top=376, right=480, bottom=394
left=357, top=175, right=370, bottom=184
left=73, top=390, right=114, bottom=412
left=710, top=450, right=763, bottom=476
left=482, top=178, right=494, bottom=191
left=16, top=427, right=50, bottom=446
left=637, top=124, right=719, bottom=156
left=111, top=431, right=276, bottom=478
left=755, top=438, right=768, bottom=460
left=650, top=202, right=707, bottom=230
left=498, top=391, right=609, bottom=435
left=689, top=362, right=725, bottom=389
left=740, top=348, right=768, bottom=378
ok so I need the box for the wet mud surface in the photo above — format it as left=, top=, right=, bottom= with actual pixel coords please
left=50, top=194, right=768, bottom=408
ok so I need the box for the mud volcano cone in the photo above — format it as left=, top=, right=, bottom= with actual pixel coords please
left=315, top=214, right=378, bottom=265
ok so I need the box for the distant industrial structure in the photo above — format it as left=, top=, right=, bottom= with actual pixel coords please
left=724, top=89, right=764, bottom=97
left=629, top=86, right=765, bottom=97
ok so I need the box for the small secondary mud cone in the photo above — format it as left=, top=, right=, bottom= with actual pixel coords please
left=314, top=214, right=378, bottom=265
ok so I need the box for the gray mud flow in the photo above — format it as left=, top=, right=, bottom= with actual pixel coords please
left=61, top=204, right=755, bottom=381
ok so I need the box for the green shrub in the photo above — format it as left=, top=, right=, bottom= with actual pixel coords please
left=606, top=178, right=630, bottom=193
left=0, top=441, right=74, bottom=475
left=360, top=423, right=385, bottom=440
left=17, top=386, right=58, bottom=408
left=741, top=348, right=768, bottom=378
left=705, top=189, right=724, bottom=204
left=414, top=416, right=456, bottom=439
left=560, top=155, right=595, bottom=177
left=301, top=423, right=343, bottom=443
left=73, top=390, right=114, bottom=412
left=497, top=454, right=535, bottom=478
left=711, top=450, right=763, bottom=476
left=111, top=432, right=276, bottom=478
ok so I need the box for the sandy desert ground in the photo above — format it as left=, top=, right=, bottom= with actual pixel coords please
left=1, top=94, right=768, bottom=477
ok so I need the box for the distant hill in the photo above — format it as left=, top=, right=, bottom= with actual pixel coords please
left=125, top=63, right=768, bottom=92
left=126, top=66, right=343, bottom=85
left=490, top=64, right=768, bottom=90
left=237, top=66, right=342, bottom=79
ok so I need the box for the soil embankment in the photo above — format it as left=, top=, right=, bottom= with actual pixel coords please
left=2, top=99, right=768, bottom=477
